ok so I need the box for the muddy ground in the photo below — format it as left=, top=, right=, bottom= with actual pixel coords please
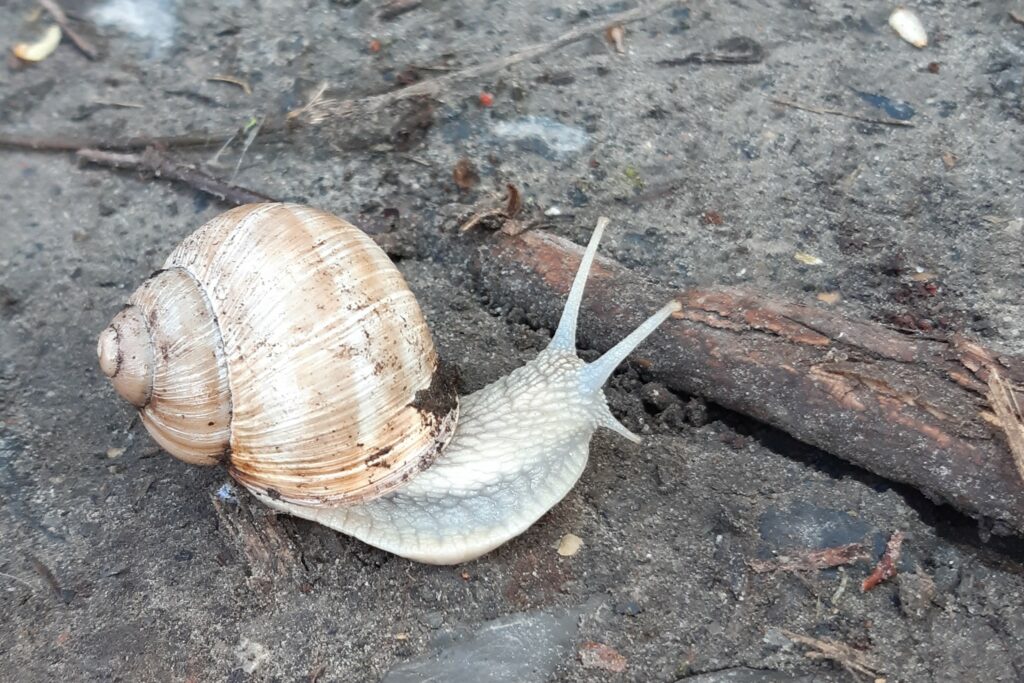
left=2, top=0, right=1024, bottom=681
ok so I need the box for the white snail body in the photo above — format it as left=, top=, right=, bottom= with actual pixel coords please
left=98, top=203, right=678, bottom=564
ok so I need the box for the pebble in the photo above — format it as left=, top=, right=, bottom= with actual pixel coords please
left=383, top=611, right=578, bottom=683
left=898, top=571, right=936, bottom=620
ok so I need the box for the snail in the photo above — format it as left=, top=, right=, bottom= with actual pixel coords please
left=97, top=203, right=679, bottom=564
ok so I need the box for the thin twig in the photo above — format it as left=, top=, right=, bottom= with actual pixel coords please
left=77, top=147, right=276, bottom=206
left=770, top=96, right=915, bottom=128
left=748, top=543, right=870, bottom=574
left=0, top=570, right=38, bottom=591
left=0, top=127, right=282, bottom=153
left=39, top=0, right=98, bottom=60
left=0, top=0, right=678, bottom=152
left=297, top=0, right=679, bottom=124
left=783, top=630, right=880, bottom=679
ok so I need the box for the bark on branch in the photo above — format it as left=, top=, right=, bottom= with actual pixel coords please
left=462, top=229, right=1024, bottom=534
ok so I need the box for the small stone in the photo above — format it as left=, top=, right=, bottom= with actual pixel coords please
left=383, top=611, right=577, bottom=683
left=174, top=549, right=193, bottom=562
left=557, top=533, right=583, bottom=557
left=898, top=571, right=936, bottom=619
left=614, top=600, right=643, bottom=616
left=106, top=447, right=126, bottom=459
left=235, top=638, right=270, bottom=675
left=640, top=382, right=674, bottom=413
left=579, top=641, right=627, bottom=673
left=421, top=611, right=444, bottom=629
left=683, top=398, right=709, bottom=426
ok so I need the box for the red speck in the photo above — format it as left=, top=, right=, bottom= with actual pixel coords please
left=478, top=92, right=495, bottom=107
left=368, top=39, right=382, bottom=53
left=702, top=210, right=724, bottom=226
left=924, top=282, right=939, bottom=296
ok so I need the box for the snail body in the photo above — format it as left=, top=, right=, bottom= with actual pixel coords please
left=98, top=203, right=678, bottom=564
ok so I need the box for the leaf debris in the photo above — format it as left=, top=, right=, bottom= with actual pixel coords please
left=783, top=630, right=880, bottom=678
left=748, top=543, right=870, bottom=573
left=862, top=530, right=905, bottom=592
left=987, top=368, right=1024, bottom=483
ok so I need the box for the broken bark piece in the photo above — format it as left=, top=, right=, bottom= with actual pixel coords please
left=862, top=530, right=905, bottom=592
left=459, top=229, right=1024, bottom=534
left=987, top=369, right=1024, bottom=482
left=748, top=543, right=870, bottom=574
left=211, top=486, right=304, bottom=589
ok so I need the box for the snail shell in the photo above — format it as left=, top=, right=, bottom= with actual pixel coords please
left=97, top=203, right=458, bottom=505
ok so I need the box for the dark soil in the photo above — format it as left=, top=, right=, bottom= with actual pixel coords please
left=2, top=1, right=1023, bottom=681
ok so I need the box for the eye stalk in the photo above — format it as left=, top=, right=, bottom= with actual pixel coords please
left=97, top=305, right=155, bottom=408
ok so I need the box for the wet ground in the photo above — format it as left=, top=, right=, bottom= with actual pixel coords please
left=2, top=0, right=1024, bottom=681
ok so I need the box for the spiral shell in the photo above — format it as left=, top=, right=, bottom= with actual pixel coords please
left=98, top=203, right=458, bottom=505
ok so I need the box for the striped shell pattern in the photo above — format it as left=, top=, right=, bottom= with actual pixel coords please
left=97, top=203, right=458, bottom=505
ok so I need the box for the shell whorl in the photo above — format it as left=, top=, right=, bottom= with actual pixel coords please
left=99, top=203, right=459, bottom=505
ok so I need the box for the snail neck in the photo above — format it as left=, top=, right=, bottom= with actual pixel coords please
left=257, top=348, right=614, bottom=564
left=255, top=218, right=681, bottom=564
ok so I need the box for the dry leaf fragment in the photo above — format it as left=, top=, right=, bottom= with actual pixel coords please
left=557, top=533, right=582, bottom=556
left=889, top=8, right=928, bottom=48
left=605, top=24, right=626, bottom=54
left=580, top=641, right=627, bottom=672
left=208, top=75, right=253, bottom=95
left=13, top=24, right=62, bottom=62
left=452, top=157, right=479, bottom=191
left=458, top=183, right=524, bottom=233
left=942, top=151, right=957, bottom=169
left=816, top=292, right=841, bottom=305
left=794, top=252, right=824, bottom=266
left=702, top=210, right=724, bottom=225
left=503, top=183, right=522, bottom=218
left=106, top=447, right=126, bottom=459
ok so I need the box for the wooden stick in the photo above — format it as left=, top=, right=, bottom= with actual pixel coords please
left=0, top=0, right=680, bottom=151
left=39, top=0, right=99, bottom=60
left=770, top=96, right=915, bottom=128
left=295, top=0, right=681, bottom=124
left=457, top=228, right=1024, bottom=534
left=77, top=147, right=275, bottom=205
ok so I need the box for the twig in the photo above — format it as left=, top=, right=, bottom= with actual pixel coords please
left=783, top=630, right=880, bottom=679
left=0, top=570, right=37, bottom=591
left=379, top=0, right=422, bottom=21
left=286, top=0, right=681, bottom=124
left=862, top=530, right=905, bottom=592
left=657, top=37, right=764, bottom=66
left=207, top=75, right=253, bottom=95
left=231, top=117, right=263, bottom=181
left=988, top=368, right=1024, bottom=482
left=28, top=554, right=73, bottom=604
left=770, top=96, right=915, bottom=128
left=39, top=0, right=98, bottom=60
left=0, top=0, right=679, bottom=152
left=77, top=147, right=276, bottom=206
left=0, top=127, right=280, bottom=152
left=1011, top=10, right=1024, bottom=27
left=748, top=543, right=870, bottom=574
